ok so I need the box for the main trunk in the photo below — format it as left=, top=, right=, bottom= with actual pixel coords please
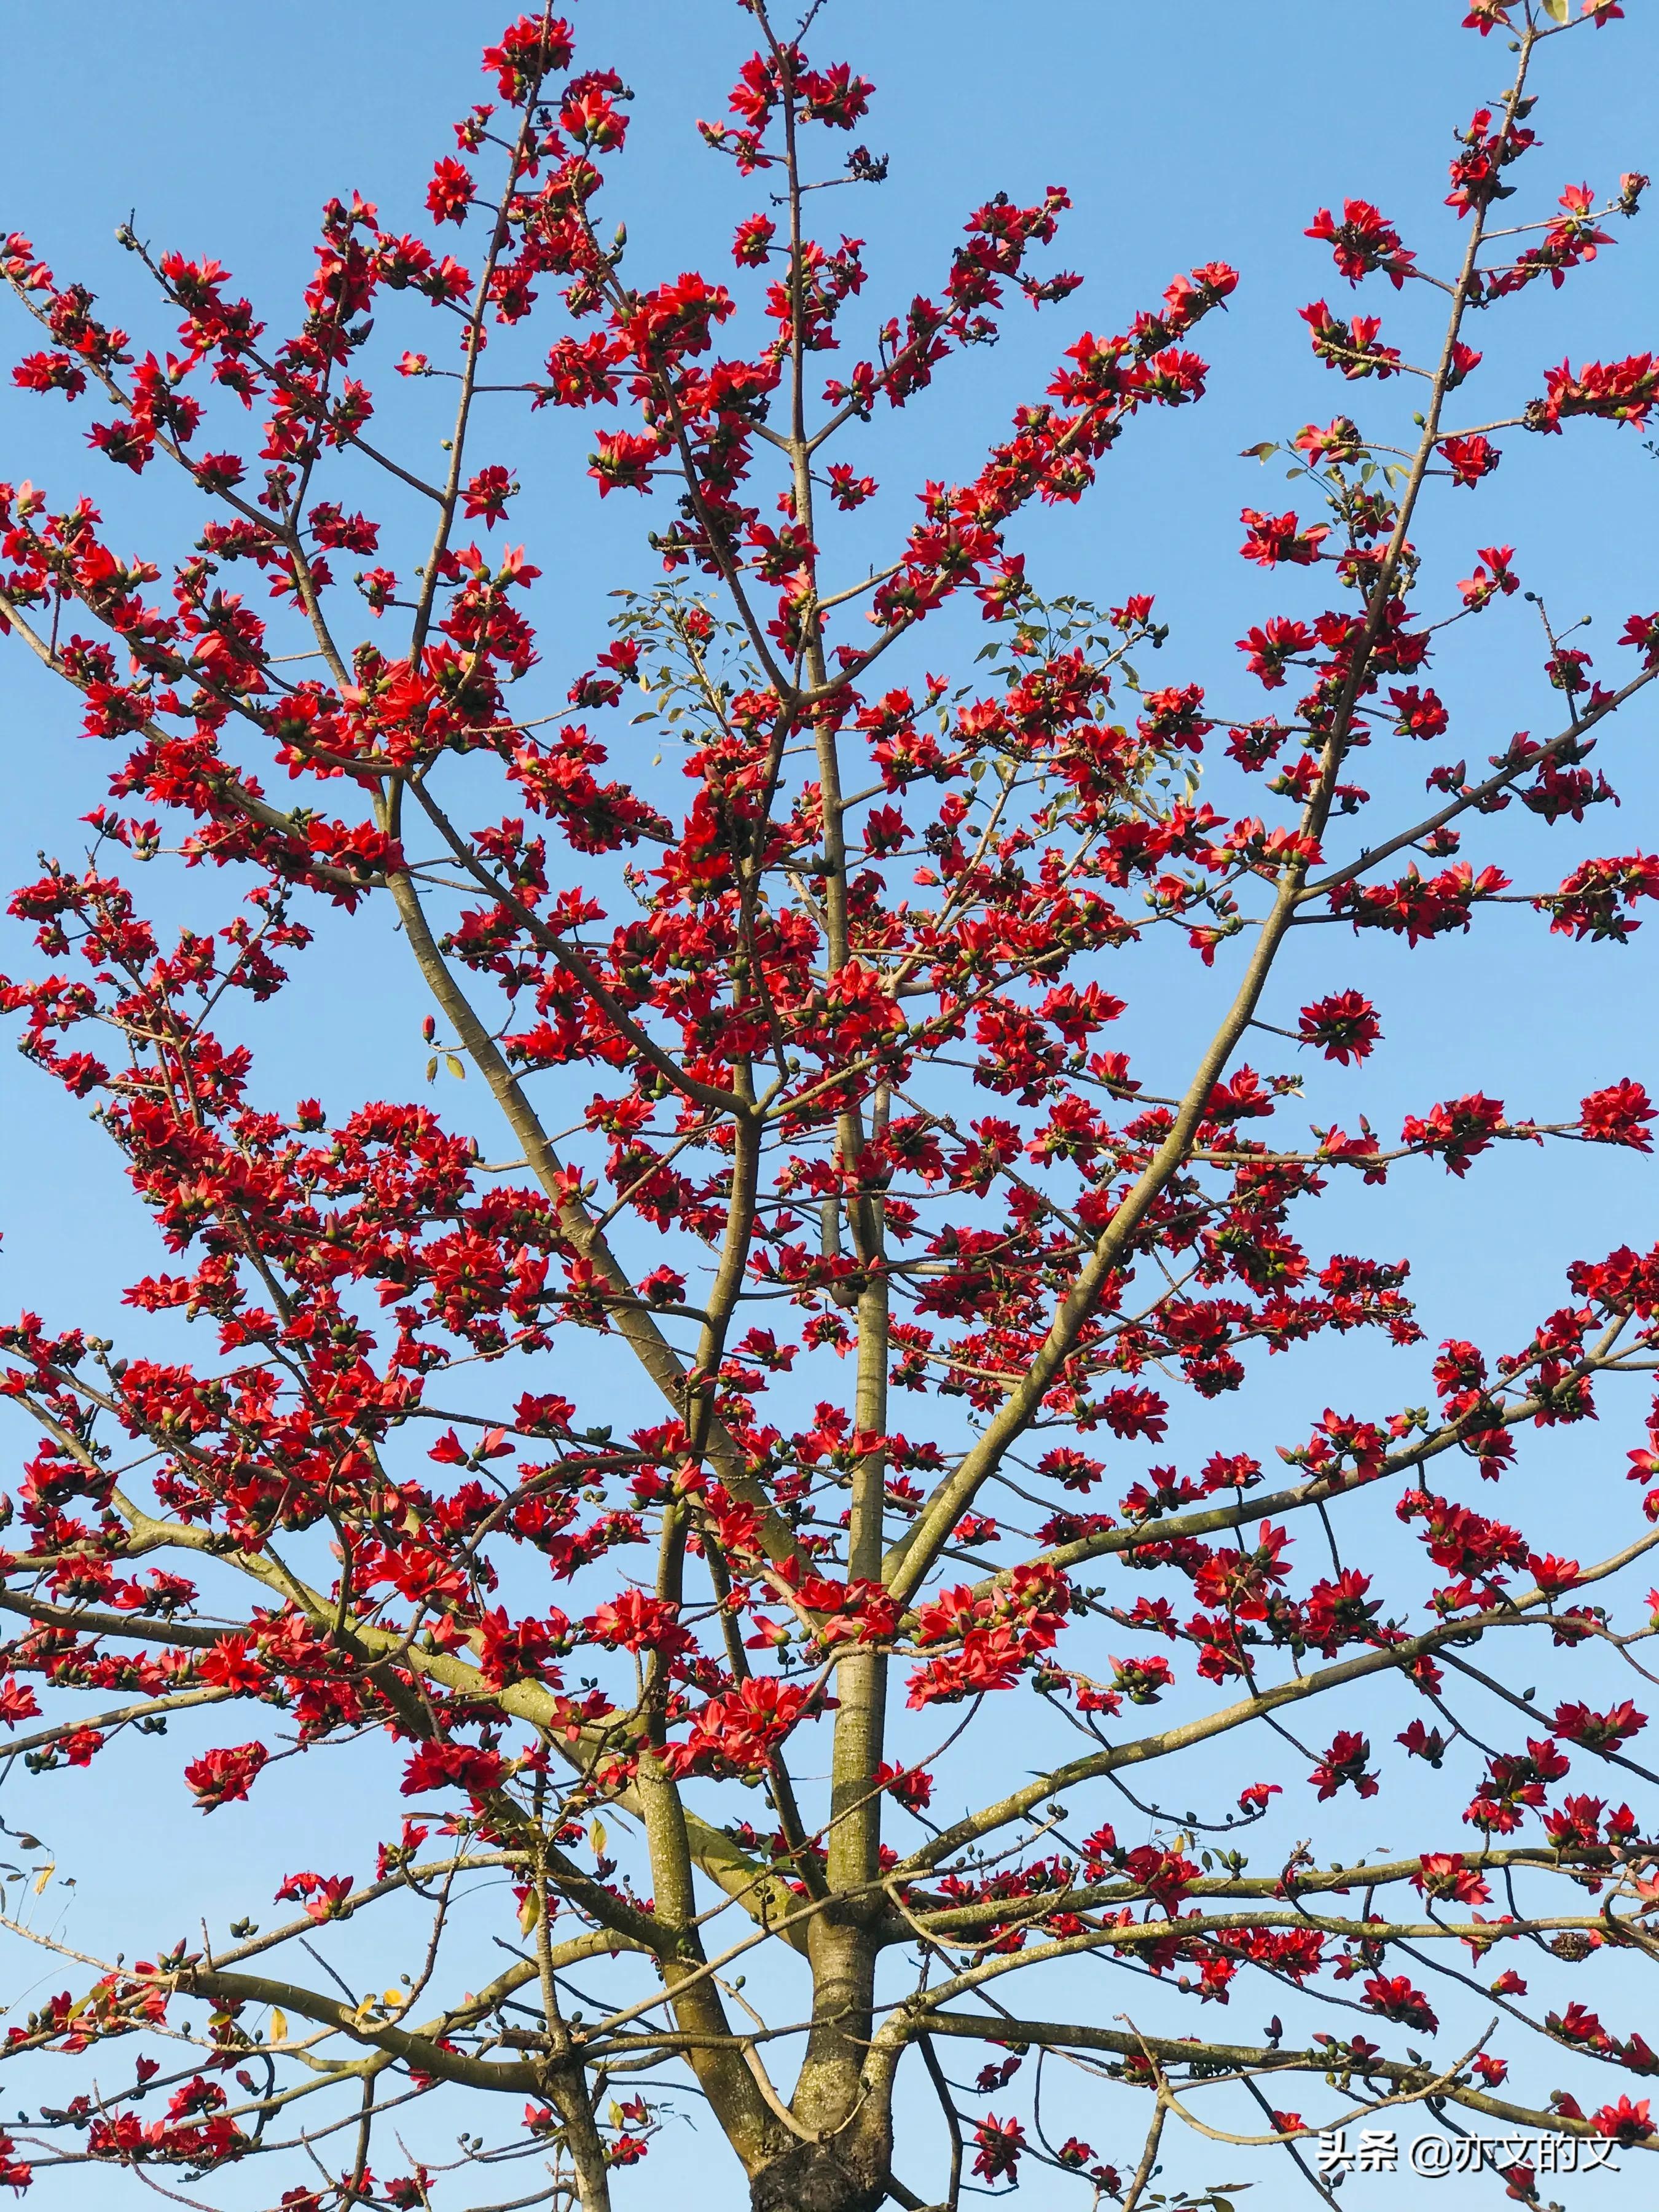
left=749, top=2138, right=890, bottom=2212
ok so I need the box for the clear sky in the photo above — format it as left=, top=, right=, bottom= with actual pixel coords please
left=2, top=2, right=1658, bottom=2205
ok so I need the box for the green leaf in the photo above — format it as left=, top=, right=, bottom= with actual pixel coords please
left=1541, top=0, right=1569, bottom=21
left=425, top=1056, right=439, bottom=1084
left=1239, top=442, right=1276, bottom=461
left=444, top=1054, right=465, bottom=1081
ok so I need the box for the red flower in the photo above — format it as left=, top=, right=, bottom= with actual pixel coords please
left=1411, top=1851, right=1492, bottom=1904
left=184, top=1741, right=268, bottom=1811
left=1300, top=299, right=1402, bottom=378
left=1545, top=646, right=1593, bottom=692
left=541, top=332, right=623, bottom=408
left=1401, top=1092, right=1507, bottom=1177
left=1398, top=1719, right=1448, bottom=1765
left=1236, top=617, right=1315, bottom=688
left=588, top=429, right=668, bottom=494
left=481, top=15, right=573, bottom=101
left=275, top=1870, right=356, bottom=1923
left=462, top=465, right=516, bottom=526
left=665, top=1677, right=822, bottom=1775
left=1298, top=990, right=1381, bottom=1065
left=1438, top=433, right=1500, bottom=487
left=1308, top=1730, right=1378, bottom=1800
left=1592, top=2096, right=1653, bottom=2144
left=586, top=1591, right=691, bottom=1656
left=1533, top=352, right=1658, bottom=434
left=731, top=214, right=777, bottom=265
left=1580, top=1078, right=1655, bottom=1150
left=1237, top=508, right=1330, bottom=567
left=971, top=2115, right=1026, bottom=2183
left=1123, top=1842, right=1199, bottom=1909
left=1305, top=199, right=1416, bottom=288
left=198, top=1634, right=265, bottom=1693
left=1553, top=1698, right=1645, bottom=1752
left=1388, top=685, right=1448, bottom=739
left=401, top=1742, right=508, bottom=1797
left=826, top=462, right=877, bottom=509
left=874, top=1760, right=933, bottom=1813
left=13, top=349, right=87, bottom=398
left=1526, top=1552, right=1581, bottom=1596
left=425, top=158, right=476, bottom=226
left=0, top=1678, right=41, bottom=1728
left=1362, top=1972, right=1438, bottom=2031
left=0, top=2130, right=31, bottom=2191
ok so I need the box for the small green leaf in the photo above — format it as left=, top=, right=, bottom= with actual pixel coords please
left=1239, top=442, right=1276, bottom=461
left=444, top=1054, right=465, bottom=1081
left=1541, top=0, right=1569, bottom=21
left=425, top=1056, right=439, bottom=1084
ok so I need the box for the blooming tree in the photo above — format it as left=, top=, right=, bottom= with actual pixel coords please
left=2, top=1, right=1659, bottom=2206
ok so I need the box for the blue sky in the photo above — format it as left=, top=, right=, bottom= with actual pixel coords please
left=2, top=1, right=1659, bottom=2204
